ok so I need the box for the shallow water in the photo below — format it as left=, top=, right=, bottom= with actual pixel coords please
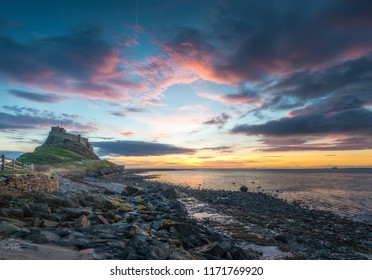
left=142, top=169, right=372, bottom=224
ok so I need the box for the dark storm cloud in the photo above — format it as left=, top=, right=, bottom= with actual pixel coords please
left=289, top=95, right=365, bottom=117
left=92, top=141, right=195, bottom=157
left=165, top=0, right=372, bottom=84
left=0, top=26, right=111, bottom=80
left=232, top=108, right=372, bottom=136
left=203, top=113, right=230, bottom=128
left=8, top=89, right=62, bottom=103
left=267, top=56, right=372, bottom=102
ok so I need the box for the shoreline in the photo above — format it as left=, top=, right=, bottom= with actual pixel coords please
left=0, top=171, right=371, bottom=260
left=138, top=170, right=372, bottom=225
left=137, top=172, right=371, bottom=259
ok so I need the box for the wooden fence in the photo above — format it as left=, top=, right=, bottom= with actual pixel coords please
left=1, top=155, right=34, bottom=172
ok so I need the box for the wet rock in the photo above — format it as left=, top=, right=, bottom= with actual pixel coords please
left=169, top=247, right=193, bottom=260
left=74, top=215, right=90, bottom=227
left=160, top=188, right=179, bottom=200
left=55, top=228, right=73, bottom=237
left=198, top=242, right=228, bottom=258
left=121, top=186, right=139, bottom=196
left=29, top=203, right=51, bottom=217
left=38, top=230, right=61, bottom=243
left=275, top=235, right=289, bottom=243
left=59, top=207, right=93, bottom=220
left=240, top=186, right=248, bottom=192
left=296, top=236, right=305, bottom=243
left=2, top=208, right=23, bottom=219
left=97, top=215, right=109, bottom=225
left=103, top=189, right=116, bottom=195
left=17, top=202, right=33, bottom=217
left=152, top=219, right=176, bottom=231
left=129, top=235, right=150, bottom=256
left=168, top=201, right=187, bottom=216
left=42, top=220, right=59, bottom=228
left=0, top=221, right=21, bottom=236
left=33, top=218, right=43, bottom=227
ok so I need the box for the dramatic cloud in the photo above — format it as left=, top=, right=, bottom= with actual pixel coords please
left=258, top=137, right=372, bottom=152
left=8, top=89, right=63, bottom=103
left=162, top=0, right=372, bottom=86
left=232, top=108, right=372, bottom=136
left=0, top=106, right=96, bottom=132
left=267, top=55, right=372, bottom=103
left=198, top=90, right=261, bottom=105
left=92, top=140, right=195, bottom=156
left=288, top=95, right=365, bottom=117
left=203, top=113, right=230, bottom=128
left=0, top=26, right=143, bottom=101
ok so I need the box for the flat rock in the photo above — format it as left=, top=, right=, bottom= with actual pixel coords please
left=42, top=220, right=59, bottom=228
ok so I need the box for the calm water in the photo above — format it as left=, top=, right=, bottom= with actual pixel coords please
left=142, top=169, right=372, bottom=224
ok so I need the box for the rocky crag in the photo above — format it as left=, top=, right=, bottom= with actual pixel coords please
left=37, top=126, right=99, bottom=160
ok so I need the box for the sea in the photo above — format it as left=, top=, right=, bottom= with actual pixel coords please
left=142, top=168, right=372, bottom=224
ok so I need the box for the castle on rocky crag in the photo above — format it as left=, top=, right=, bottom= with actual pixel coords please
left=37, top=126, right=99, bottom=160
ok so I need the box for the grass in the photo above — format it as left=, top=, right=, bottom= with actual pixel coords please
left=47, top=159, right=118, bottom=174
left=2, top=147, right=121, bottom=175
left=0, top=170, right=33, bottom=175
left=17, top=147, right=85, bottom=165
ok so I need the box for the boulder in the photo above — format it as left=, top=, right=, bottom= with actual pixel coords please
left=121, top=186, right=139, bottom=196
left=160, top=188, right=179, bottom=199
left=38, top=230, right=61, bottom=243
left=74, top=215, right=90, bottom=227
left=0, top=221, right=21, bottom=237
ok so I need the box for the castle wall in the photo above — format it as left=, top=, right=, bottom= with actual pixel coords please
left=49, top=129, right=89, bottom=148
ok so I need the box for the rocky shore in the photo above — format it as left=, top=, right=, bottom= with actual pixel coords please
left=0, top=171, right=371, bottom=260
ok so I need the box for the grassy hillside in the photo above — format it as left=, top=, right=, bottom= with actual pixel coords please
left=18, top=147, right=85, bottom=165
left=15, top=147, right=121, bottom=175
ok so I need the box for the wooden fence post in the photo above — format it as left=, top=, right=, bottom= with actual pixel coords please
left=1, top=155, right=4, bottom=171
left=13, top=159, right=16, bottom=170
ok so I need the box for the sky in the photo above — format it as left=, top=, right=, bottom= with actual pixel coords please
left=1, top=0, right=372, bottom=168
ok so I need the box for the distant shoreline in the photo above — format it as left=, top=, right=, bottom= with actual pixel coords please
left=128, top=167, right=372, bottom=173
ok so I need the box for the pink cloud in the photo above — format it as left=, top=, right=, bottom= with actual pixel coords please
left=197, top=92, right=261, bottom=105
left=162, top=42, right=241, bottom=85
left=117, top=131, right=135, bottom=137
